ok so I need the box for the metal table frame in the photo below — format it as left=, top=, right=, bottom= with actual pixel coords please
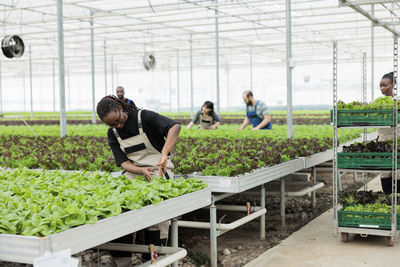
left=178, top=157, right=326, bottom=267
left=0, top=188, right=211, bottom=265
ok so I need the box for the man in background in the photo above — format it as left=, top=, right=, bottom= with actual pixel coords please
left=238, top=90, right=272, bottom=130
left=116, top=86, right=136, bottom=107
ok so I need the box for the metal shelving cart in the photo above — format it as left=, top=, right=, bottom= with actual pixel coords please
left=332, top=39, right=399, bottom=245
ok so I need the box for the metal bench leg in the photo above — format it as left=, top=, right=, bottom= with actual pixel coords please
left=281, top=178, right=286, bottom=228
left=210, top=199, right=217, bottom=267
left=260, top=184, right=266, bottom=240
left=171, top=217, right=178, bottom=267
left=311, top=167, right=317, bottom=209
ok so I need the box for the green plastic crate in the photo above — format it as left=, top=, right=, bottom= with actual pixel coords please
left=338, top=206, right=400, bottom=230
left=337, top=152, right=400, bottom=169
left=330, top=109, right=400, bottom=126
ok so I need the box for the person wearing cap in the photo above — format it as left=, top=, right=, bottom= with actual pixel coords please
left=238, top=90, right=272, bottom=130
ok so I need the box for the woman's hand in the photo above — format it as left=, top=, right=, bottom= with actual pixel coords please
left=141, top=167, right=153, bottom=182
left=156, top=154, right=168, bottom=177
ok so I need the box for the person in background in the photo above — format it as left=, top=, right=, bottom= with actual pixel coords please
left=116, top=86, right=136, bottom=108
left=378, top=71, right=400, bottom=194
left=238, top=90, right=272, bottom=130
left=96, top=95, right=181, bottom=258
left=187, top=101, right=221, bottom=130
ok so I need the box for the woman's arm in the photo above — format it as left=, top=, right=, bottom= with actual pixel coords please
left=187, top=121, right=194, bottom=129
left=157, top=124, right=181, bottom=176
left=121, top=160, right=153, bottom=181
left=210, top=121, right=220, bottom=130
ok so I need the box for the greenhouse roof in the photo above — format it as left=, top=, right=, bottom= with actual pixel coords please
left=0, top=0, right=399, bottom=76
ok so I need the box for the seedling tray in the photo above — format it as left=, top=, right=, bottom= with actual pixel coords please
left=330, top=109, right=400, bottom=126
left=338, top=206, right=400, bottom=230
left=180, top=158, right=305, bottom=193
left=0, top=188, right=211, bottom=264
left=337, top=152, right=400, bottom=169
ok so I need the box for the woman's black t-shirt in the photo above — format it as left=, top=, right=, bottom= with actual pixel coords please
left=107, top=109, right=179, bottom=166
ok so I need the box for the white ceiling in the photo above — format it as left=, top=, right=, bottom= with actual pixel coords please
left=0, top=0, right=398, bottom=76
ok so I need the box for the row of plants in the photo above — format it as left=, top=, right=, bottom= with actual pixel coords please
left=338, top=191, right=400, bottom=230
left=0, top=124, right=365, bottom=140
left=1, top=126, right=365, bottom=176
left=0, top=117, right=329, bottom=126
left=342, top=140, right=395, bottom=153
left=339, top=190, right=400, bottom=206
left=173, top=136, right=331, bottom=176
left=1, top=135, right=118, bottom=171
left=338, top=96, right=394, bottom=110
left=1, top=110, right=330, bottom=118
left=0, top=168, right=207, bottom=236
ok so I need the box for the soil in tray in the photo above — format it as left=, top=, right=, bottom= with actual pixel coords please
left=0, top=168, right=375, bottom=267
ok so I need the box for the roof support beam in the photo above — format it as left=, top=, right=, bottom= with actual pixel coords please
left=339, top=0, right=400, bottom=36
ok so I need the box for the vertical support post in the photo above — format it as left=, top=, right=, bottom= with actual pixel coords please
left=57, top=0, right=67, bottom=137
left=391, top=35, right=398, bottom=238
left=0, top=62, right=2, bottom=116
left=29, top=45, right=33, bottom=118
left=111, top=55, right=114, bottom=92
left=215, top=0, right=220, bottom=115
left=23, top=71, right=26, bottom=112
left=52, top=58, right=56, bottom=114
left=371, top=4, right=375, bottom=102
left=363, top=173, right=368, bottom=191
left=104, top=40, right=107, bottom=96
left=311, top=167, right=317, bottom=209
left=332, top=41, right=338, bottom=236
left=286, top=0, right=293, bottom=138
left=190, top=34, right=194, bottom=118
left=90, top=10, right=96, bottom=124
left=171, top=218, right=178, bottom=267
left=176, top=50, right=180, bottom=114
left=250, top=47, right=253, bottom=92
left=116, top=65, right=119, bottom=85
left=226, top=66, right=230, bottom=111
left=280, top=177, right=286, bottom=228
left=362, top=52, right=367, bottom=142
left=260, top=184, right=265, bottom=240
left=116, top=65, right=119, bottom=86
left=67, top=68, right=71, bottom=111
left=168, top=61, right=172, bottom=111
left=210, top=198, right=217, bottom=267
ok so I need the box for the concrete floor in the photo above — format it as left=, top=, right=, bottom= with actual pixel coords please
left=245, top=176, right=400, bottom=267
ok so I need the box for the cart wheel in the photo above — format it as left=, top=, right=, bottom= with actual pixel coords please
left=341, top=232, right=349, bottom=242
left=387, top=237, right=394, bottom=247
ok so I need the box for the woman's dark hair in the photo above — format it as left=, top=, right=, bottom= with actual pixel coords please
left=382, top=72, right=395, bottom=84
left=96, top=95, right=134, bottom=120
left=202, top=101, right=214, bottom=115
